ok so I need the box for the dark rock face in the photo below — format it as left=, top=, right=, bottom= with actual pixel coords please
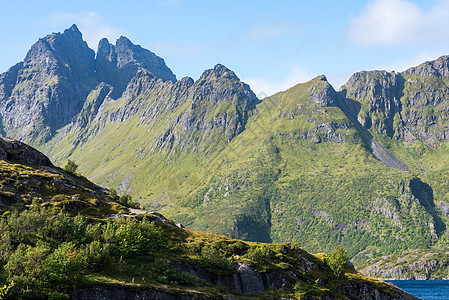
left=70, top=285, right=213, bottom=300
left=341, top=70, right=404, bottom=137
left=340, top=282, right=419, bottom=300
left=173, top=262, right=283, bottom=295
left=0, top=137, right=53, bottom=167
left=96, top=36, right=176, bottom=97
left=308, top=75, right=338, bottom=107
left=179, top=64, right=259, bottom=149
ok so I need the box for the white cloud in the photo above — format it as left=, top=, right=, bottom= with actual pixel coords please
left=244, top=66, right=315, bottom=97
left=43, top=12, right=121, bottom=50
left=347, top=0, right=449, bottom=46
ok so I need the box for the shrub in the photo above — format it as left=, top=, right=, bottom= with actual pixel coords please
left=244, top=244, right=273, bottom=265
left=0, top=280, right=14, bottom=300
left=199, top=244, right=234, bottom=273
left=64, top=160, right=78, bottom=175
left=5, top=243, right=50, bottom=280
left=326, top=246, right=349, bottom=277
left=114, top=222, right=146, bottom=257
left=44, top=242, right=88, bottom=285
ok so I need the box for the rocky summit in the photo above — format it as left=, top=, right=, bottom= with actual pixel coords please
left=0, top=24, right=174, bottom=145
left=2, top=25, right=449, bottom=280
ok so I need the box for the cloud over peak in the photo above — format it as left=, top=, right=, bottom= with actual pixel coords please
left=347, top=0, right=449, bottom=46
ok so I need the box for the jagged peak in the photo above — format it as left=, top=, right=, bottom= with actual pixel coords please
left=178, top=76, right=194, bottom=87
left=402, top=55, right=449, bottom=78
left=98, top=37, right=111, bottom=49
left=313, top=74, right=328, bottom=82
left=116, top=36, right=134, bottom=48
left=24, top=24, right=94, bottom=66
left=64, top=24, right=82, bottom=37
left=199, top=64, right=240, bottom=82
left=97, top=38, right=114, bottom=60
left=342, top=69, right=398, bottom=90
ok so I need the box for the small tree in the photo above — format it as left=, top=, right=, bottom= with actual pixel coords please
left=326, top=246, right=349, bottom=277
left=109, top=188, right=119, bottom=201
left=64, top=160, right=78, bottom=175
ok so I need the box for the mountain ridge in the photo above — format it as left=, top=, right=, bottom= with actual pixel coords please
left=2, top=25, right=449, bottom=264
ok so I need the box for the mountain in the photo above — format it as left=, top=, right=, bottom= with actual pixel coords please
left=0, top=24, right=175, bottom=145
left=2, top=25, right=449, bottom=264
left=0, top=137, right=418, bottom=299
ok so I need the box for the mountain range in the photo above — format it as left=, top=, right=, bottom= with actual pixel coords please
left=2, top=25, right=449, bottom=264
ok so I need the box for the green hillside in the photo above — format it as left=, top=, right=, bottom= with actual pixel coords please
left=40, top=73, right=446, bottom=263
left=0, top=138, right=415, bottom=299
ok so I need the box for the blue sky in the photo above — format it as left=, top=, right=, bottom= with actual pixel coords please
left=1, top=0, right=449, bottom=96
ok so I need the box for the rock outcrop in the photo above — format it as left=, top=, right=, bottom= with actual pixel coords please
left=70, top=282, right=419, bottom=300
left=70, top=285, right=215, bottom=300
left=341, top=56, right=449, bottom=147
left=0, top=136, right=53, bottom=167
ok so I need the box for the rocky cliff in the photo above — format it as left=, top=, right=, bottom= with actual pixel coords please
left=341, top=55, right=449, bottom=147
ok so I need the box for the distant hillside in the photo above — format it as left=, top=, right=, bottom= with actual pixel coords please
left=0, top=137, right=418, bottom=299
left=2, top=25, right=449, bottom=264
left=358, top=247, right=449, bottom=280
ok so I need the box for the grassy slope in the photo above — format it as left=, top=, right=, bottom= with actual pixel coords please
left=0, top=158, right=127, bottom=219
left=0, top=156, right=408, bottom=299
left=39, top=75, right=445, bottom=263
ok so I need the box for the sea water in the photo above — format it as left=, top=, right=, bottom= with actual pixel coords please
left=388, top=280, right=449, bottom=300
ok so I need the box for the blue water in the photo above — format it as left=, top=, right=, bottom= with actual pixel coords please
left=388, top=280, right=449, bottom=300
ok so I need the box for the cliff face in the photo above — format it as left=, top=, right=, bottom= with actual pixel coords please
left=0, top=25, right=97, bottom=144
left=341, top=56, right=449, bottom=147
left=96, top=36, right=176, bottom=97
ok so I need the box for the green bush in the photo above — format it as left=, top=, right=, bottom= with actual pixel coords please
left=114, top=223, right=146, bottom=257
left=44, top=242, right=88, bottom=285
left=244, top=244, right=273, bottom=265
left=0, top=280, right=14, bottom=300
left=198, top=244, right=234, bottom=273
left=64, top=160, right=78, bottom=175
left=326, top=246, right=348, bottom=277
